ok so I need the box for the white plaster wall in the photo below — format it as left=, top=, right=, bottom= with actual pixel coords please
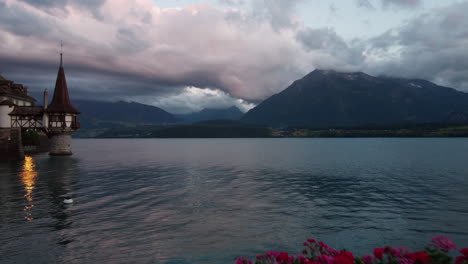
left=51, top=121, right=64, bottom=128
left=1, top=96, right=34, bottom=107
left=0, top=105, right=13, bottom=128
left=65, top=114, right=72, bottom=127
left=42, top=113, right=49, bottom=128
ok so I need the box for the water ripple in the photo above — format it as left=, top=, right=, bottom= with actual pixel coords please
left=1, top=138, right=468, bottom=264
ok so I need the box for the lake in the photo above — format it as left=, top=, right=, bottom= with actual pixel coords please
left=1, top=138, right=468, bottom=264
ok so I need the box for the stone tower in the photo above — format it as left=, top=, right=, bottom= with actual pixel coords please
left=46, top=53, right=80, bottom=156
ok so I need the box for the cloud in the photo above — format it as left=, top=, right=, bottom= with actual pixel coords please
left=356, top=0, right=421, bottom=9
left=218, top=0, right=245, bottom=6
left=250, top=0, right=304, bottom=30
left=296, top=27, right=365, bottom=70
left=16, top=0, right=106, bottom=17
left=0, top=2, right=53, bottom=36
left=0, top=0, right=467, bottom=114
left=136, top=86, right=256, bottom=114
left=382, top=0, right=421, bottom=8
left=17, top=0, right=105, bottom=9
left=355, top=0, right=374, bottom=9
left=364, top=1, right=468, bottom=90
left=0, top=0, right=310, bottom=102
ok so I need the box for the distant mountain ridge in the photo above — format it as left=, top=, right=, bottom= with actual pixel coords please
left=73, top=70, right=468, bottom=134
left=242, top=70, right=468, bottom=127
left=74, top=100, right=244, bottom=129
left=176, top=106, right=244, bottom=123
left=73, top=100, right=178, bottom=129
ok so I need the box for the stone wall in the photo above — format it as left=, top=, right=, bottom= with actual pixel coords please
left=37, top=132, right=50, bottom=153
left=0, top=105, right=14, bottom=128
left=0, top=128, right=25, bottom=161
left=23, top=131, right=50, bottom=154
left=49, top=134, right=72, bottom=156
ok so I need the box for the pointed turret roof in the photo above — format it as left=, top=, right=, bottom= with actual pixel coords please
left=48, top=53, right=80, bottom=114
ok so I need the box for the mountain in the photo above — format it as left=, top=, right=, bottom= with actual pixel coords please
left=176, top=106, right=244, bottom=123
left=73, top=100, right=178, bottom=129
left=242, top=70, right=468, bottom=127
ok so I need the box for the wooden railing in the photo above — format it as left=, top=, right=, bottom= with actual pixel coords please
left=71, top=121, right=80, bottom=129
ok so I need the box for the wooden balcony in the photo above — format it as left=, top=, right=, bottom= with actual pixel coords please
left=71, top=121, right=80, bottom=129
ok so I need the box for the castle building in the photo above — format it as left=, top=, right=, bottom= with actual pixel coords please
left=46, top=53, right=80, bottom=155
left=0, top=76, right=36, bottom=128
left=0, top=53, right=80, bottom=158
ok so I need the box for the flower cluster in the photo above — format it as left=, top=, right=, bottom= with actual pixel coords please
left=236, top=236, right=468, bottom=264
left=455, top=249, right=468, bottom=264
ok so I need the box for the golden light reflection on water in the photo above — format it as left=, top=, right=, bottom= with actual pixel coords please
left=20, top=156, right=38, bottom=221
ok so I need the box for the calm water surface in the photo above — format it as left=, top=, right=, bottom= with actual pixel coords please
left=1, top=138, right=468, bottom=264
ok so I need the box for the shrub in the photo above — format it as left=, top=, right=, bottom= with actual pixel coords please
left=236, top=236, right=468, bottom=264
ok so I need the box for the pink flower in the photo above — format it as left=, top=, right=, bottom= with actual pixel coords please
left=455, top=256, right=468, bottom=264
left=374, top=248, right=385, bottom=260
left=385, top=246, right=394, bottom=255
left=318, top=254, right=334, bottom=264
left=399, top=258, right=415, bottom=264
left=297, top=254, right=320, bottom=264
left=276, top=252, right=292, bottom=263
left=236, top=257, right=252, bottom=264
left=334, top=255, right=353, bottom=264
left=319, top=242, right=330, bottom=249
left=456, top=249, right=468, bottom=264
left=236, top=238, right=468, bottom=264
left=362, top=254, right=373, bottom=264
left=338, top=251, right=354, bottom=261
left=404, top=252, right=431, bottom=264
left=334, top=251, right=354, bottom=264
left=255, top=254, right=262, bottom=259
left=327, top=247, right=340, bottom=256
left=431, top=235, right=457, bottom=251
left=393, top=247, right=412, bottom=258
left=266, top=251, right=279, bottom=258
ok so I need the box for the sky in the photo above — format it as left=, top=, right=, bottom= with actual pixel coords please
left=1, top=0, right=467, bottom=114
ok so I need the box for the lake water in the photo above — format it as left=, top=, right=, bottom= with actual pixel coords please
left=1, top=138, right=468, bottom=264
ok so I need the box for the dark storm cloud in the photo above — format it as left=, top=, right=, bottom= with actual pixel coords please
left=1, top=0, right=467, bottom=113
left=0, top=46, right=231, bottom=104
left=0, top=2, right=52, bottom=37
left=0, top=56, right=184, bottom=101
left=0, top=1, right=275, bottom=103
left=2, top=0, right=311, bottom=102
left=2, top=56, right=255, bottom=114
